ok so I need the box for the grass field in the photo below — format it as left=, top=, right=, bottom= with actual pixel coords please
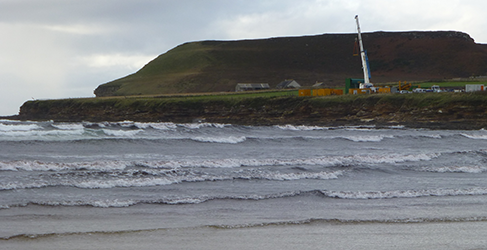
left=377, top=80, right=487, bottom=89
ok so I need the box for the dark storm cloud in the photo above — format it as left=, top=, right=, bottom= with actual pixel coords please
left=0, top=0, right=294, bottom=53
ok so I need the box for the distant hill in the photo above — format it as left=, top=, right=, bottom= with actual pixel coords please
left=94, top=31, right=487, bottom=97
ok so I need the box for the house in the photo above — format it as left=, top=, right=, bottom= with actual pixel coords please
left=276, top=79, right=301, bottom=89
left=235, top=83, right=270, bottom=92
left=312, top=81, right=326, bottom=88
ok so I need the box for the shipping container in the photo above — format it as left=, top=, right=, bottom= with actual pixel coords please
left=465, top=84, right=484, bottom=92
left=349, top=88, right=370, bottom=95
left=299, top=89, right=312, bottom=96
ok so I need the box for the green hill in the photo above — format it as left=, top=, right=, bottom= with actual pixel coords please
left=94, top=31, right=487, bottom=97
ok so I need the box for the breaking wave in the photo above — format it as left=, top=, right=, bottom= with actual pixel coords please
left=419, top=165, right=487, bottom=173
left=4, top=186, right=487, bottom=209
left=321, top=187, right=487, bottom=199
left=274, top=125, right=330, bottom=131
left=0, top=152, right=439, bottom=172
left=0, top=167, right=345, bottom=190
left=461, top=133, right=487, bottom=140
left=192, top=136, right=247, bottom=144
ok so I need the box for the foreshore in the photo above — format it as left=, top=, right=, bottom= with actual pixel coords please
left=6, top=92, right=487, bottom=130
left=3, top=221, right=487, bottom=250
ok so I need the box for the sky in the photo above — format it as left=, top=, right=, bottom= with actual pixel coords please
left=1, top=0, right=486, bottom=116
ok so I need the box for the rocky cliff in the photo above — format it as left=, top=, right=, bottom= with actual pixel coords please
left=17, top=92, right=487, bottom=129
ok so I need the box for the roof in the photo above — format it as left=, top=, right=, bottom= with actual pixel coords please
left=235, top=83, right=270, bottom=91
left=276, top=80, right=300, bottom=89
left=236, top=83, right=270, bottom=88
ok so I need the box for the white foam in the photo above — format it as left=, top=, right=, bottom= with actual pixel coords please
left=192, top=136, right=246, bottom=144
left=0, top=152, right=438, bottom=173
left=0, top=123, right=42, bottom=132
left=240, top=170, right=344, bottom=181
left=82, top=121, right=108, bottom=128
left=349, top=153, right=438, bottom=164
left=36, top=199, right=139, bottom=208
left=340, top=125, right=377, bottom=131
left=139, top=122, right=178, bottom=130
left=0, top=129, right=85, bottom=139
left=420, top=134, right=442, bottom=139
left=420, top=165, right=487, bottom=174
left=275, top=125, right=329, bottom=131
left=51, top=123, right=84, bottom=130
left=388, top=125, right=406, bottom=129
left=73, top=177, right=179, bottom=189
left=139, top=153, right=438, bottom=169
left=0, top=180, right=51, bottom=190
left=342, top=135, right=394, bottom=142
left=163, top=197, right=210, bottom=205
left=0, top=160, right=127, bottom=172
left=117, top=121, right=139, bottom=128
left=179, top=123, right=228, bottom=129
left=461, top=133, right=487, bottom=140
left=102, top=129, right=142, bottom=137
left=322, top=187, right=487, bottom=199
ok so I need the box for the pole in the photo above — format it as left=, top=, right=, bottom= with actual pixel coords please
left=355, top=15, right=370, bottom=84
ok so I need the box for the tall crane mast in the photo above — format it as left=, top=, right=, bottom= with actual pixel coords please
left=355, top=15, right=371, bottom=86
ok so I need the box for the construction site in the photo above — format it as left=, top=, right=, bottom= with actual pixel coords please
left=298, top=15, right=486, bottom=97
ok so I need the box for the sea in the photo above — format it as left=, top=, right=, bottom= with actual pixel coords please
left=1, top=119, right=487, bottom=249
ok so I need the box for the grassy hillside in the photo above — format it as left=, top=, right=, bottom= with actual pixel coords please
left=95, top=31, right=487, bottom=97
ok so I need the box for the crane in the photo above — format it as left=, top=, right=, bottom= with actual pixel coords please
left=355, top=15, right=373, bottom=89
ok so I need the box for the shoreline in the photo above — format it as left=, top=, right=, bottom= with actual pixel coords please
left=6, top=92, right=487, bottom=130
left=3, top=221, right=487, bottom=250
left=2, top=115, right=484, bottom=131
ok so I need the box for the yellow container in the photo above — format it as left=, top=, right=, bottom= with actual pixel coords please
left=312, top=89, right=331, bottom=96
left=299, top=89, right=312, bottom=96
left=332, top=89, right=344, bottom=95
left=377, top=87, right=391, bottom=93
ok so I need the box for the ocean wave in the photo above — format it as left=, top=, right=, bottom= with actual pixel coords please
left=0, top=160, right=127, bottom=172
left=209, top=216, right=487, bottom=229
left=101, top=129, right=143, bottom=137
left=138, top=122, right=178, bottom=130
left=341, top=135, right=394, bottom=142
left=3, top=216, right=487, bottom=241
left=192, top=136, right=247, bottom=144
left=8, top=187, right=487, bottom=209
left=51, top=123, right=85, bottom=130
left=0, top=152, right=438, bottom=172
left=321, top=187, right=487, bottom=199
left=460, top=133, right=487, bottom=140
left=0, top=167, right=344, bottom=190
left=275, top=125, right=330, bottom=131
left=2, top=191, right=313, bottom=209
left=0, top=128, right=86, bottom=139
left=339, top=125, right=376, bottom=131
left=235, top=170, right=344, bottom=181
left=179, top=123, right=229, bottom=129
left=388, top=125, right=406, bottom=129
left=418, top=165, right=487, bottom=173
left=147, top=153, right=437, bottom=169
left=0, top=123, right=42, bottom=132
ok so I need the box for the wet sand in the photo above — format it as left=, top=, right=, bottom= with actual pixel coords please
left=3, top=221, right=487, bottom=250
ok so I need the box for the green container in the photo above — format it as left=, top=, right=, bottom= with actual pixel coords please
left=345, top=78, right=364, bottom=94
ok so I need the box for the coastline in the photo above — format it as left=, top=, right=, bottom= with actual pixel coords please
left=7, top=92, right=487, bottom=130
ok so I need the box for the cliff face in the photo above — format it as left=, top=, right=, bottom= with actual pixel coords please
left=18, top=92, right=487, bottom=130
left=94, top=31, right=487, bottom=97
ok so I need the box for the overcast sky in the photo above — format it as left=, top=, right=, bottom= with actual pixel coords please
left=1, top=0, right=486, bottom=116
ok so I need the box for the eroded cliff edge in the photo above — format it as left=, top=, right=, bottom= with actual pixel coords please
left=15, top=92, right=487, bottom=130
